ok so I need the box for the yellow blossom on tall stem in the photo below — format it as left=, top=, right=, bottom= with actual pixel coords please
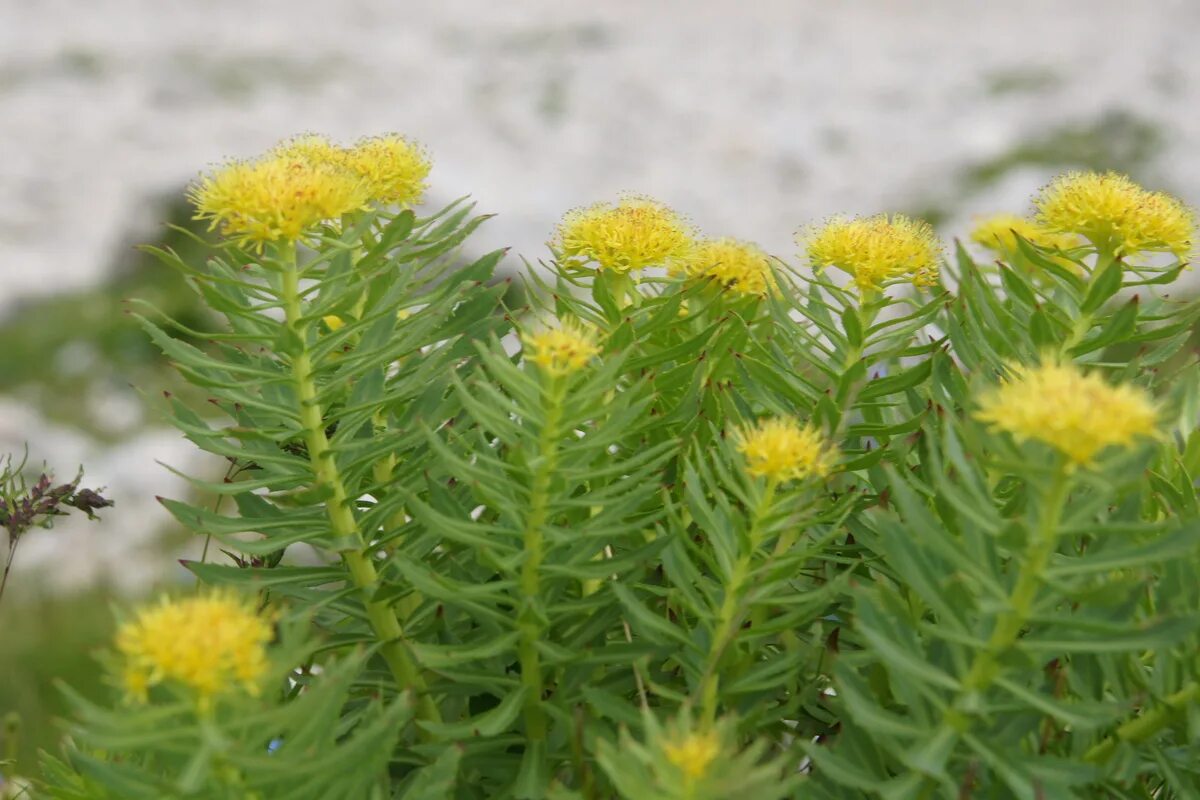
left=522, top=319, right=600, bottom=378
left=736, top=416, right=835, bottom=483
left=1033, top=171, right=1195, bottom=259
left=190, top=152, right=369, bottom=250
left=551, top=196, right=695, bottom=274
left=115, top=591, right=274, bottom=708
left=801, top=214, right=942, bottom=295
left=275, top=133, right=432, bottom=207
left=677, top=237, right=776, bottom=297
left=975, top=358, right=1159, bottom=467
left=343, top=135, right=431, bottom=206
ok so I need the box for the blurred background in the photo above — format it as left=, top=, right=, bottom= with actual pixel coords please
left=2, top=0, right=1199, bottom=776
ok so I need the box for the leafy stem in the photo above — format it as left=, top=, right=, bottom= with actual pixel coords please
left=1084, top=681, right=1200, bottom=764
left=933, top=462, right=1071, bottom=764
left=518, top=372, right=566, bottom=752
left=698, top=476, right=779, bottom=725
left=277, top=245, right=438, bottom=726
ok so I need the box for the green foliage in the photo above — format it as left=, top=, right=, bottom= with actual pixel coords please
left=31, top=163, right=1200, bottom=800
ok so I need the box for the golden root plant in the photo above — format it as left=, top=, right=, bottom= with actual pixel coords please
left=30, top=138, right=1200, bottom=800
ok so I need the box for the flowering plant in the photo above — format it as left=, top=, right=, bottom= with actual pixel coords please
left=32, top=137, right=1200, bottom=799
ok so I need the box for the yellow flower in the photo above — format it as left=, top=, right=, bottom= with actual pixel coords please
left=344, top=135, right=431, bottom=205
left=677, top=237, right=776, bottom=297
left=115, top=591, right=274, bottom=706
left=1033, top=171, right=1195, bottom=258
left=275, top=133, right=431, bottom=206
left=975, top=359, right=1159, bottom=466
left=273, top=133, right=344, bottom=166
left=801, top=214, right=942, bottom=293
left=736, top=417, right=835, bottom=482
left=522, top=319, right=600, bottom=377
left=970, top=214, right=1079, bottom=256
left=552, top=197, right=696, bottom=274
left=190, top=152, right=369, bottom=249
left=663, top=730, right=720, bottom=781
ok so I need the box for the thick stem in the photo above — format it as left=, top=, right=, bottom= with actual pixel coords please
left=518, top=375, right=566, bottom=747
left=698, top=478, right=778, bottom=724
left=278, top=248, right=439, bottom=725
left=959, top=466, right=1072, bottom=694
left=1062, top=245, right=1116, bottom=353
left=1084, top=681, right=1200, bottom=764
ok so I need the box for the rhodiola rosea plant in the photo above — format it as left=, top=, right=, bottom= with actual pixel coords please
left=34, top=136, right=1200, bottom=799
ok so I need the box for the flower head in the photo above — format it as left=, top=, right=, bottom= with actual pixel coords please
left=343, top=135, right=431, bottom=205
left=522, top=319, right=600, bottom=377
left=552, top=197, right=695, bottom=274
left=802, top=214, right=942, bottom=293
left=190, top=152, right=369, bottom=249
left=1033, top=172, right=1195, bottom=258
left=663, top=730, right=720, bottom=781
left=275, top=133, right=431, bottom=206
left=736, top=417, right=835, bottom=482
left=115, top=591, right=274, bottom=706
left=272, top=133, right=344, bottom=165
left=971, top=214, right=1080, bottom=256
left=677, top=237, right=776, bottom=297
left=975, top=359, right=1159, bottom=466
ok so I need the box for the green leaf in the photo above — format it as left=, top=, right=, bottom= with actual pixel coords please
left=416, top=688, right=528, bottom=739
left=1080, top=258, right=1124, bottom=313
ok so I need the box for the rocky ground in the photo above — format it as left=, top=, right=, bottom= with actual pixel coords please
left=2, top=0, right=1199, bottom=589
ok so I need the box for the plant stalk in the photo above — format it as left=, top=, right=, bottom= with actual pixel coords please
left=518, top=373, right=566, bottom=747
left=278, top=246, right=439, bottom=725
left=698, top=477, right=778, bottom=724
left=1084, top=681, right=1200, bottom=764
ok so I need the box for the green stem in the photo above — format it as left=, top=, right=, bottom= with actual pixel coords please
left=841, top=300, right=877, bottom=373
left=278, top=247, right=439, bottom=726
left=1084, top=681, right=1200, bottom=764
left=518, top=374, right=566, bottom=747
left=1062, top=245, right=1116, bottom=353
left=961, top=466, right=1071, bottom=694
left=698, top=478, right=778, bottom=725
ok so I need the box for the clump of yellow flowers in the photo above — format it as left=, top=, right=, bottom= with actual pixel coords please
left=975, top=359, right=1159, bottom=467
left=522, top=319, right=600, bottom=377
left=663, top=729, right=720, bottom=781
left=115, top=591, right=274, bottom=708
left=736, top=416, right=835, bottom=483
left=190, top=155, right=369, bottom=249
left=801, top=214, right=942, bottom=294
left=1034, top=171, right=1195, bottom=258
left=552, top=196, right=695, bottom=274
left=275, top=133, right=432, bottom=206
left=190, top=133, right=431, bottom=250
left=677, top=237, right=776, bottom=297
left=971, top=214, right=1079, bottom=257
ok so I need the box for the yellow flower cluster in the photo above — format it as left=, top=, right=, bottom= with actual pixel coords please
left=277, top=134, right=431, bottom=206
left=970, top=214, right=1079, bottom=256
left=801, top=214, right=942, bottom=293
left=736, top=416, right=835, bottom=482
left=1034, top=172, right=1195, bottom=258
left=190, top=154, right=369, bottom=249
left=663, top=730, right=720, bottom=781
left=190, top=133, right=431, bottom=249
left=115, top=591, right=274, bottom=706
left=677, top=237, right=776, bottom=297
left=552, top=197, right=695, bottom=274
left=975, top=359, right=1158, bottom=466
left=522, top=319, right=600, bottom=377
